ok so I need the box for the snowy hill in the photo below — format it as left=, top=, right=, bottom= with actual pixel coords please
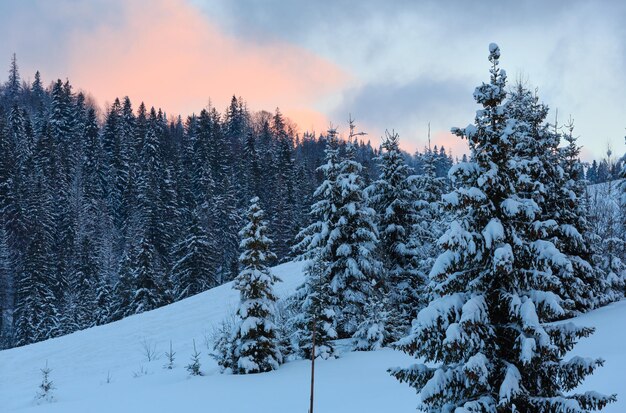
left=586, top=178, right=623, bottom=199
left=1, top=260, right=625, bottom=412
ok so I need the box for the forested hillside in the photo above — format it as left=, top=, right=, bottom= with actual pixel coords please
left=0, top=56, right=455, bottom=349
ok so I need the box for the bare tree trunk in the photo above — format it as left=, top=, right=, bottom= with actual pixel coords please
left=309, top=315, right=316, bottom=413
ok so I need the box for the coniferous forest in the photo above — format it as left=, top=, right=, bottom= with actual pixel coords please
left=1, top=40, right=625, bottom=412
left=0, top=55, right=457, bottom=349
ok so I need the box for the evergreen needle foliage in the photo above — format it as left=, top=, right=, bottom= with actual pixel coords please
left=390, top=43, right=616, bottom=413
left=35, top=361, right=55, bottom=403
left=186, top=340, right=202, bottom=376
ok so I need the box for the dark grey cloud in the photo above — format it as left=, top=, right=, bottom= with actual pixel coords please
left=196, top=0, right=626, bottom=158
left=332, top=76, right=474, bottom=139
left=198, top=0, right=624, bottom=45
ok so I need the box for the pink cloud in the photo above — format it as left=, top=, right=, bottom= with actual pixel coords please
left=283, top=108, right=333, bottom=136
left=65, top=0, right=347, bottom=130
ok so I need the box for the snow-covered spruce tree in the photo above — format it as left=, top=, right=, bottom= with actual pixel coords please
left=229, top=197, right=282, bottom=374
left=71, top=236, right=98, bottom=329
left=212, top=313, right=238, bottom=372
left=621, top=149, right=626, bottom=228
left=164, top=340, right=175, bottom=370
left=14, top=126, right=60, bottom=345
left=93, top=274, right=112, bottom=326
left=35, top=361, right=55, bottom=403
left=391, top=44, right=615, bottom=412
left=560, top=127, right=623, bottom=310
left=48, top=81, right=78, bottom=322
left=273, top=300, right=297, bottom=360
left=186, top=339, right=203, bottom=376
left=292, top=130, right=342, bottom=359
left=128, top=236, right=167, bottom=315
left=110, top=247, right=135, bottom=321
left=367, top=130, right=421, bottom=339
left=505, top=85, right=600, bottom=315
left=293, top=130, right=342, bottom=263
left=5, top=54, right=21, bottom=104
left=294, top=258, right=337, bottom=360
left=0, top=226, right=13, bottom=347
left=171, top=209, right=218, bottom=301
left=353, top=293, right=388, bottom=351
left=328, top=142, right=380, bottom=336
left=412, top=130, right=447, bottom=303
left=272, top=110, right=299, bottom=262
left=138, top=114, right=168, bottom=270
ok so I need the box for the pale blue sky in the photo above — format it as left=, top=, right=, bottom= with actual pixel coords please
left=1, top=0, right=624, bottom=160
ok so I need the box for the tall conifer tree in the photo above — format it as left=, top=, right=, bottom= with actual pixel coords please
left=367, top=131, right=421, bottom=338
left=293, top=130, right=342, bottom=359
left=328, top=143, right=380, bottom=336
left=391, top=44, right=614, bottom=412
left=171, top=209, right=218, bottom=300
left=230, top=197, right=282, bottom=374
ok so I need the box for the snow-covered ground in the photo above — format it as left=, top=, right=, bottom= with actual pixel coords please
left=1, top=260, right=625, bottom=412
left=586, top=179, right=623, bottom=199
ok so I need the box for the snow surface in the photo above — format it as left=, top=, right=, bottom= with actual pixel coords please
left=2, top=260, right=626, bottom=412
left=0, top=261, right=416, bottom=412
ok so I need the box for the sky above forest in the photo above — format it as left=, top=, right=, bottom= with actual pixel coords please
left=1, top=0, right=625, bottom=160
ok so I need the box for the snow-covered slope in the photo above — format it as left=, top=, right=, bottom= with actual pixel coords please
left=586, top=179, right=623, bottom=201
left=1, top=260, right=625, bottom=412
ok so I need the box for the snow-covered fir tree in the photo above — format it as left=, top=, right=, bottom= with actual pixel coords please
left=0, top=227, right=13, bottom=346
left=212, top=314, right=237, bottom=372
left=14, top=122, right=60, bottom=345
left=412, top=128, right=447, bottom=303
left=35, top=361, right=55, bottom=403
left=271, top=109, right=299, bottom=261
left=505, top=85, right=602, bottom=315
left=391, top=44, right=615, bottom=412
left=353, top=293, right=388, bottom=351
left=328, top=142, right=380, bottom=336
left=5, top=54, right=21, bottom=105
left=227, top=197, right=283, bottom=374
left=110, top=248, right=134, bottom=321
left=186, top=339, right=202, bottom=376
left=621, top=148, right=626, bottom=226
left=128, top=237, right=167, bottom=314
left=292, top=130, right=343, bottom=359
left=367, top=130, right=421, bottom=339
left=560, top=128, right=623, bottom=311
left=93, top=274, right=112, bottom=326
left=294, top=129, right=342, bottom=262
left=171, top=209, right=218, bottom=300
left=294, top=257, right=337, bottom=360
